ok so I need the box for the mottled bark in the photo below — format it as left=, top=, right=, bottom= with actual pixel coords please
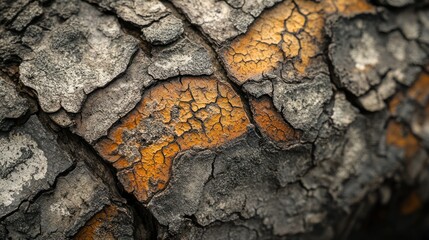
left=1, top=0, right=429, bottom=239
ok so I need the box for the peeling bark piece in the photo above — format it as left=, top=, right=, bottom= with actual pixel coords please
left=0, top=0, right=31, bottom=23
left=359, top=90, right=386, bottom=112
left=50, top=0, right=80, bottom=20
left=0, top=29, right=29, bottom=65
left=396, top=9, right=420, bottom=40
left=50, top=109, right=74, bottom=128
left=329, top=19, right=383, bottom=97
left=0, top=116, right=73, bottom=218
left=0, top=77, right=28, bottom=131
left=142, top=15, right=184, bottom=45
left=22, top=25, right=44, bottom=46
left=332, top=93, right=358, bottom=129
left=148, top=150, right=215, bottom=232
left=86, top=0, right=169, bottom=27
left=148, top=38, right=213, bottom=80
left=220, top=0, right=375, bottom=85
left=74, top=204, right=134, bottom=240
left=2, top=162, right=111, bottom=239
left=273, top=75, right=333, bottom=130
left=303, top=112, right=395, bottom=207
left=171, top=0, right=255, bottom=43
left=249, top=96, right=301, bottom=145
left=7, top=1, right=43, bottom=32
left=20, top=2, right=138, bottom=113
left=242, top=79, right=273, bottom=97
left=95, top=77, right=250, bottom=202
left=378, top=73, right=398, bottom=100
left=329, top=15, right=427, bottom=111
left=73, top=50, right=153, bottom=143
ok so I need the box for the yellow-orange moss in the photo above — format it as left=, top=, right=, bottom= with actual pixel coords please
left=249, top=96, right=301, bottom=144
left=386, top=121, right=420, bottom=159
left=387, top=71, right=429, bottom=159
left=408, top=72, right=429, bottom=106
left=74, top=205, right=120, bottom=240
left=222, top=0, right=374, bottom=84
left=95, top=77, right=250, bottom=202
left=388, top=91, right=405, bottom=116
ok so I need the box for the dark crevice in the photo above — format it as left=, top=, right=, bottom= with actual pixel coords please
left=34, top=111, right=158, bottom=239
left=117, top=18, right=153, bottom=56
left=346, top=179, right=429, bottom=240
left=183, top=214, right=205, bottom=228
left=0, top=123, right=77, bottom=222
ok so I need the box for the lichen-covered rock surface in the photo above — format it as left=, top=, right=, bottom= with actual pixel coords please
left=1, top=0, right=429, bottom=239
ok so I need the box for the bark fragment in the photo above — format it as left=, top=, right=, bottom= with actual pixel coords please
left=1, top=0, right=429, bottom=238
left=0, top=116, right=73, bottom=218
left=148, top=38, right=213, bottom=80
left=0, top=76, right=28, bottom=131
left=20, top=2, right=138, bottom=113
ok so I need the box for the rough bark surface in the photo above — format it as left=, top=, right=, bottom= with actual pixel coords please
left=1, top=0, right=429, bottom=239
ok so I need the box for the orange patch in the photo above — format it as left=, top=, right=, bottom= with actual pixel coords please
left=249, top=96, right=301, bottom=144
left=74, top=205, right=120, bottom=240
left=387, top=71, right=429, bottom=182
left=408, top=72, right=429, bottom=105
left=221, top=0, right=374, bottom=84
left=388, top=92, right=405, bottom=116
left=386, top=121, right=420, bottom=159
left=387, top=71, right=429, bottom=156
left=95, top=77, right=250, bottom=202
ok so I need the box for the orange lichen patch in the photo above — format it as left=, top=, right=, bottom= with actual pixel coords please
left=386, top=72, right=429, bottom=157
left=387, top=71, right=429, bottom=177
left=95, top=77, right=250, bottom=202
left=221, top=0, right=374, bottom=84
left=249, top=96, right=301, bottom=144
left=400, top=191, right=423, bottom=215
left=389, top=72, right=429, bottom=118
left=388, top=91, right=405, bottom=116
left=386, top=121, right=420, bottom=159
left=74, top=205, right=121, bottom=240
left=408, top=72, right=429, bottom=105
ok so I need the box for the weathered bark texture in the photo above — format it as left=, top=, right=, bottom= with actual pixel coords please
left=1, top=0, right=429, bottom=239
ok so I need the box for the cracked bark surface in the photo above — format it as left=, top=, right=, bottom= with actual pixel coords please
left=1, top=0, right=429, bottom=239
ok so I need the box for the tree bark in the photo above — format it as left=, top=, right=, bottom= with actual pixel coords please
left=1, top=0, right=429, bottom=239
